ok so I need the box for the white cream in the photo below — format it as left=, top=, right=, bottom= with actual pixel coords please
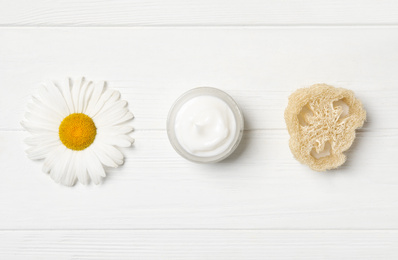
left=174, top=95, right=236, bottom=157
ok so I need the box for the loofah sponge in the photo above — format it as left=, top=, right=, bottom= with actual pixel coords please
left=284, top=84, right=366, bottom=171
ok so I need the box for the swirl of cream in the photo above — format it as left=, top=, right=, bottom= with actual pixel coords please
left=174, top=95, right=236, bottom=157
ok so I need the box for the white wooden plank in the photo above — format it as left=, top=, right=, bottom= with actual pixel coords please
left=0, top=27, right=397, bottom=130
left=1, top=0, right=398, bottom=26
left=0, top=230, right=397, bottom=260
left=0, top=2, right=397, bottom=258
left=0, top=129, right=397, bottom=229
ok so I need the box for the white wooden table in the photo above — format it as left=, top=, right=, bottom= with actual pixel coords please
left=1, top=1, right=398, bottom=259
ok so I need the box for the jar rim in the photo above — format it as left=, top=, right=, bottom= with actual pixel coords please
left=166, top=87, right=244, bottom=163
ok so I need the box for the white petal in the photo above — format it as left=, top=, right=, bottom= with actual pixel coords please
left=45, top=80, right=70, bottom=116
left=71, top=77, right=83, bottom=113
left=93, top=108, right=129, bottom=128
left=97, top=134, right=134, bottom=147
left=84, top=81, right=105, bottom=116
left=94, top=91, right=121, bottom=116
left=96, top=142, right=124, bottom=165
left=59, top=78, right=75, bottom=114
left=24, top=112, right=60, bottom=129
left=94, top=109, right=134, bottom=128
left=77, top=80, right=88, bottom=113
left=77, top=79, right=91, bottom=113
left=93, top=100, right=127, bottom=121
left=81, top=82, right=94, bottom=114
left=75, top=152, right=89, bottom=185
left=24, top=133, right=59, bottom=146
left=85, top=147, right=106, bottom=185
left=110, top=112, right=134, bottom=126
left=50, top=148, right=72, bottom=184
left=38, top=83, right=69, bottom=118
left=60, top=151, right=77, bottom=186
left=32, top=94, right=65, bottom=120
left=42, top=145, right=66, bottom=173
left=26, top=141, right=60, bottom=160
left=89, top=90, right=118, bottom=118
left=21, top=120, right=57, bottom=134
left=91, top=143, right=118, bottom=168
left=27, top=99, right=63, bottom=123
left=97, top=125, right=134, bottom=135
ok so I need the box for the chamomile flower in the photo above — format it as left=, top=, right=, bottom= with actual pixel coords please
left=21, top=78, right=134, bottom=186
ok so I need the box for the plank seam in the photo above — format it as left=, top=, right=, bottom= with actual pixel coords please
left=2, top=24, right=398, bottom=28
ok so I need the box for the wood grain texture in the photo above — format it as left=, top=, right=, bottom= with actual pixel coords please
left=1, top=0, right=398, bottom=26
left=1, top=129, right=397, bottom=229
left=0, top=28, right=397, bottom=231
left=1, top=8, right=398, bottom=258
left=1, top=28, right=398, bottom=131
left=1, top=230, right=397, bottom=260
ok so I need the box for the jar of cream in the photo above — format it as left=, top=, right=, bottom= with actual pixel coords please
left=167, top=87, right=244, bottom=163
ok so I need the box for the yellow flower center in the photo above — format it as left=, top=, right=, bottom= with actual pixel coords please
left=59, top=113, right=97, bottom=151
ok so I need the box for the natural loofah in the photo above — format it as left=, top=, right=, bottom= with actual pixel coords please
left=284, top=84, right=366, bottom=171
